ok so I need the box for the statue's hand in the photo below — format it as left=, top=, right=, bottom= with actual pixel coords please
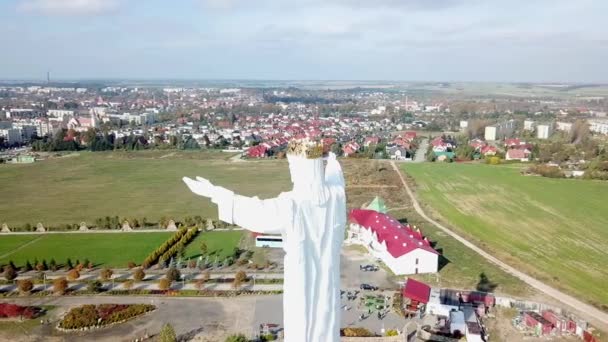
left=182, top=176, right=215, bottom=198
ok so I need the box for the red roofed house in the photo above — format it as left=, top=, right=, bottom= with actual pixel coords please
left=342, top=142, right=360, bottom=157
left=402, top=278, right=431, bottom=303
left=347, top=209, right=438, bottom=275
left=247, top=145, right=268, bottom=158
left=505, top=148, right=531, bottom=162
left=404, top=131, right=417, bottom=140
left=364, top=136, right=380, bottom=147
left=480, top=145, right=498, bottom=156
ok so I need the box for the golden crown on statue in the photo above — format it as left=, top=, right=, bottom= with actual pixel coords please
left=287, top=138, right=324, bottom=159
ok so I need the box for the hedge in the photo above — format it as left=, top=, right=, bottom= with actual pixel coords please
left=58, top=304, right=155, bottom=330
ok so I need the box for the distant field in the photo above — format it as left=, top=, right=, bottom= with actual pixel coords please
left=0, top=150, right=291, bottom=227
left=404, top=163, right=608, bottom=309
left=0, top=232, right=172, bottom=267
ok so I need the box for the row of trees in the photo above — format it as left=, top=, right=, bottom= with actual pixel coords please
left=142, top=227, right=191, bottom=268
left=158, top=228, right=198, bottom=266
left=2, top=258, right=93, bottom=278
left=6, top=215, right=239, bottom=232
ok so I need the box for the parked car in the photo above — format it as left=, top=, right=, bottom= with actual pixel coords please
left=360, top=283, right=378, bottom=291
left=359, top=264, right=379, bottom=271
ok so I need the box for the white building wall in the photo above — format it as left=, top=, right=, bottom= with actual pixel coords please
left=484, top=126, right=497, bottom=141
left=537, top=124, right=553, bottom=139
left=524, top=120, right=535, bottom=131
left=589, top=120, right=608, bottom=135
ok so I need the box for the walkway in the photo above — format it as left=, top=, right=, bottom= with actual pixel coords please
left=390, top=161, right=608, bottom=330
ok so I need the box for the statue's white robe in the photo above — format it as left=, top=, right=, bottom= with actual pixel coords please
left=212, top=157, right=346, bottom=342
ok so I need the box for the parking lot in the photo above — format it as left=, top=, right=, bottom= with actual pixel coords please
left=340, top=246, right=398, bottom=290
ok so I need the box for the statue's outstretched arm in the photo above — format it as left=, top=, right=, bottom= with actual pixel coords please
left=183, top=176, right=285, bottom=235
left=324, top=152, right=345, bottom=188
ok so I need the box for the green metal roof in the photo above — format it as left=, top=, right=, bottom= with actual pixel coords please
left=366, top=196, right=387, bottom=214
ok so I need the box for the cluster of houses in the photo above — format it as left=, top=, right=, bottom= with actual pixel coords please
left=516, top=309, right=600, bottom=341
left=240, top=113, right=419, bottom=160
left=401, top=278, right=489, bottom=342
left=430, top=136, right=457, bottom=161
left=469, top=138, right=533, bottom=162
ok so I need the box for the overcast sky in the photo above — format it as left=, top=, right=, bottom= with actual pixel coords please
left=1, top=0, right=607, bottom=82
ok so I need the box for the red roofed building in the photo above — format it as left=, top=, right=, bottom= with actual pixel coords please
left=404, top=131, right=417, bottom=140
left=247, top=145, right=268, bottom=158
left=402, top=278, right=431, bottom=303
left=505, top=148, right=531, bottom=162
left=347, top=209, right=438, bottom=275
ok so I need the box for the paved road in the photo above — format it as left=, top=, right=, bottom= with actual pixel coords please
left=390, top=161, right=608, bottom=331
left=413, top=138, right=428, bottom=163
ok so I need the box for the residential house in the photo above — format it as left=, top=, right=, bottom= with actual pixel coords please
left=389, top=146, right=410, bottom=160
left=506, top=148, right=531, bottom=162
left=342, top=142, right=360, bottom=157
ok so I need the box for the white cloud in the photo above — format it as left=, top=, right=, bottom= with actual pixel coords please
left=18, top=0, right=121, bottom=15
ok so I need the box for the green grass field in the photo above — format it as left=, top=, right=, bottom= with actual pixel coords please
left=0, top=232, right=172, bottom=268
left=0, top=230, right=244, bottom=268
left=0, top=150, right=291, bottom=227
left=0, top=235, right=40, bottom=257
left=184, top=230, right=244, bottom=260
left=404, top=163, right=608, bottom=309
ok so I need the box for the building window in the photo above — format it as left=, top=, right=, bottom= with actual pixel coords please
left=415, top=268, right=418, bottom=274
left=415, top=258, right=419, bottom=265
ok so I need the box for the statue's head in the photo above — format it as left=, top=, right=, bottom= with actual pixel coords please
left=286, top=138, right=325, bottom=187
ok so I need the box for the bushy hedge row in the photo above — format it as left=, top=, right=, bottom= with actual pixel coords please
left=0, top=303, right=42, bottom=319
left=158, top=228, right=198, bottom=265
left=341, top=327, right=375, bottom=337
left=141, top=227, right=189, bottom=268
left=58, top=304, right=155, bottom=330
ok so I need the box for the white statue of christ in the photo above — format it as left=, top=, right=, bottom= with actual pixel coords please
left=183, top=139, right=346, bottom=342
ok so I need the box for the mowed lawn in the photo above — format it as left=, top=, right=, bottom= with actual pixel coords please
left=183, top=230, right=244, bottom=260
left=0, top=235, right=40, bottom=257
left=404, top=163, right=608, bottom=309
left=0, top=150, right=291, bottom=227
left=0, top=232, right=172, bottom=268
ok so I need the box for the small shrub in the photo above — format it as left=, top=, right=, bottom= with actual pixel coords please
left=123, top=280, right=134, bottom=289
left=67, top=269, right=80, bottom=281
left=385, top=329, right=399, bottom=336
left=195, top=279, right=205, bottom=290
left=133, top=268, right=145, bottom=281
left=341, top=327, right=374, bottom=337
left=127, top=261, right=136, bottom=269
left=165, top=267, right=181, bottom=282
left=49, top=258, right=58, bottom=271
left=100, top=268, right=113, bottom=281
left=4, top=266, right=17, bottom=281
left=225, top=334, right=248, bottom=342
left=87, top=280, right=103, bottom=293
left=159, top=323, right=177, bottom=342
left=18, top=279, right=34, bottom=294
left=158, top=278, right=171, bottom=290
left=53, top=277, right=68, bottom=294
